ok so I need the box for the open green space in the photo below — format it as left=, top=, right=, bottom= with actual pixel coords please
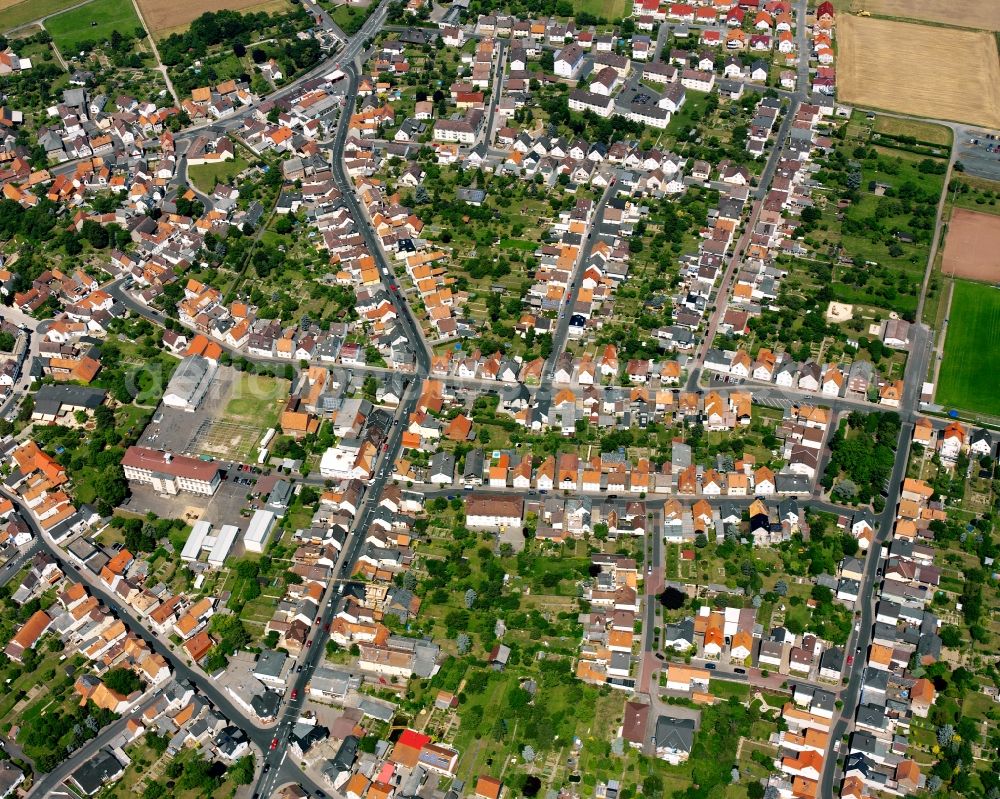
left=224, top=372, right=287, bottom=425
left=0, top=0, right=82, bottom=31
left=187, top=155, right=251, bottom=194
left=571, top=0, right=628, bottom=20
left=328, top=1, right=375, bottom=35
left=45, top=0, right=143, bottom=54
left=937, top=279, right=1000, bottom=416
left=873, top=115, right=953, bottom=148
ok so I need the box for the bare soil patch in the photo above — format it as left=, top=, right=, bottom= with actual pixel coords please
left=838, top=15, right=1000, bottom=129
left=137, top=0, right=289, bottom=35
left=942, top=208, right=1000, bottom=281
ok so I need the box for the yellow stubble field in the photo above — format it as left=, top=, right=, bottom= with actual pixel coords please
left=837, top=15, right=1000, bottom=129
left=854, top=0, right=1000, bottom=30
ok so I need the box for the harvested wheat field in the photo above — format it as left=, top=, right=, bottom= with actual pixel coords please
left=864, top=0, right=1000, bottom=30
left=942, top=208, right=1000, bottom=282
left=137, top=0, right=289, bottom=36
left=838, top=15, right=1000, bottom=129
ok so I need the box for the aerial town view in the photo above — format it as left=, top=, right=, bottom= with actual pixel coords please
left=0, top=0, right=997, bottom=796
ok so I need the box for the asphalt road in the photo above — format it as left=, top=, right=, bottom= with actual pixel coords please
left=481, top=39, right=507, bottom=146
left=0, top=538, right=40, bottom=588
left=537, top=181, right=617, bottom=402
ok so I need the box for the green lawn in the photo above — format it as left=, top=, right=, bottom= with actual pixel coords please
left=45, top=0, right=143, bottom=54
left=187, top=155, right=251, bottom=194
left=937, top=280, right=1000, bottom=416
left=224, top=372, right=287, bottom=425
left=873, top=115, right=952, bottom=148
left=571, top=0, right=629, bottom=20
left=0, top=0, right=82, bottom=30
left=329, top=2, right=373, bottom=35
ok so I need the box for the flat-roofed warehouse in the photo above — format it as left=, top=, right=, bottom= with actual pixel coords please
left=162, top=355, right=217, bottom=412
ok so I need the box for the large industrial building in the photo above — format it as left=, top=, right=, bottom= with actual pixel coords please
left=181, top=520, right=240, bottom=566
left=162, top=355, right=217, bottom=412
left=243, top=510, right=275, bottom=553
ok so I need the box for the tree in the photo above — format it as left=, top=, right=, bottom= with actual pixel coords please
left=659, top=586, right=686, bottom=610
left=229, top=755, right=255, bottom=784
left=937, top=724, right=954, bottom=746
left=464, top=588, right=477, bottom=609
left=233, top=41, right=247, bottom=57
left=522, top=744, right=535, bottom=762
left=456, top=633, right=471, bottom=654
left=939, top=625, right=962, bottom=648
left=643, top=775, right=664, bottom=796
left=748, top=782, right=765, bottom=799
left=103, top=667, right=141, bottom=696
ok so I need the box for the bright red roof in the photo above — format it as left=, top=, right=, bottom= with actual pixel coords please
left=397, top=729, right=431, bottom=750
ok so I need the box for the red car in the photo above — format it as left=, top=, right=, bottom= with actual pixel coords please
left=291, top=689, right=298, bottom=700
left=846, top=655, right=854, bottom=666
left=270, top=738, right=278, bottom=750
left=306, top=640, right=313, bottom=648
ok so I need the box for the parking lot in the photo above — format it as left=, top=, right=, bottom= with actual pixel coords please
left=121, top=471, right=264, bottom=534
left=956, top=124, right=1000, bottom=181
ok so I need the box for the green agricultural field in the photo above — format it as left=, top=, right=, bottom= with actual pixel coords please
left=937, top=280, right=1000, bottom=416
left=0, top=0, right=81, bottom=31
left=45, top=0, right=143, bottom=54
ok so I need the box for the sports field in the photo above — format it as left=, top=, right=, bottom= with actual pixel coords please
left=186, top=372, right=287, bottom=461
left=863, top=0, right=1000, bottom=30
left=572, top=0, right=628, bottom=20
left=942, top=209, right=1000, bottom=282
left=838, top=15, right=1000, bottom=129
left=937, top=280, right=1000, bottom=416
left=46, top=0, right=143, bottom=53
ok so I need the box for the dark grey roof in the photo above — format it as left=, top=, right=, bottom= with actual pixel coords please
left=331, top=734, right=359, bottom=772
left=653, top=715, right=695, bottom=752
left=70, top=750, right=123, bottom=795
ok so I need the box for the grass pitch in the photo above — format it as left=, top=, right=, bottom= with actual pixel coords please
left=937, top=280, right=1000, bottom=416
